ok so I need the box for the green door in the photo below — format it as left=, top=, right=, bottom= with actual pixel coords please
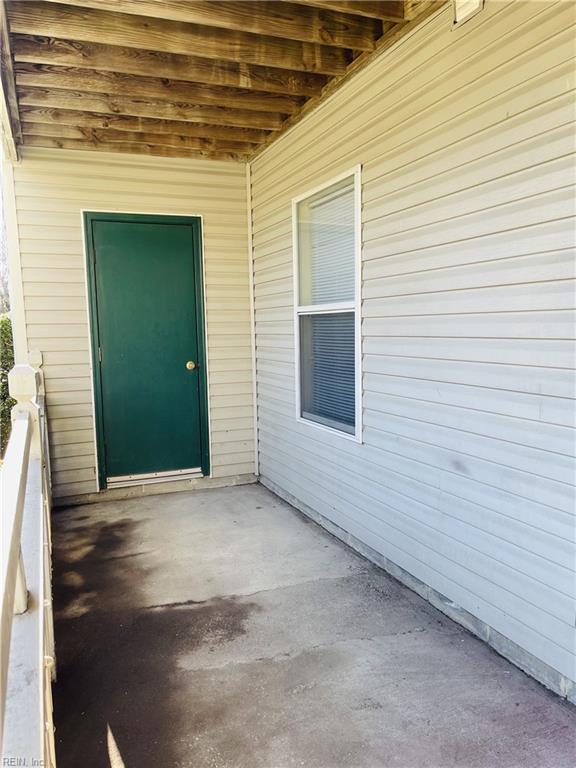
left=85, top=213, right=209, bottom=487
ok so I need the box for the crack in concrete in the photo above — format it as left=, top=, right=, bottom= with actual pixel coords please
left=176, top=623, right=466, bottom=674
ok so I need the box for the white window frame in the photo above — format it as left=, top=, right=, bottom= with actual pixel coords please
left=292, top=165, right=362, bottom=443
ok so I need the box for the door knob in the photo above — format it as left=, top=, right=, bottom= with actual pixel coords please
left=186, top=361, right=197, bottom=370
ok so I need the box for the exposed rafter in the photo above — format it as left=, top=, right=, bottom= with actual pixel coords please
left=14, top=64, right=305, bottom=114
left=288, top=0, right=407, bottom=21
left=42, top=0, right=383, bottom=50
left=17, top=88, right=286, bottom=130
left=19, top=107, right=272, bottom=143
left=12, top=35, right=328, bottom=97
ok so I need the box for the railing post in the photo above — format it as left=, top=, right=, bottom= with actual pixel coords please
left=8, top=363, right=41, bottom=459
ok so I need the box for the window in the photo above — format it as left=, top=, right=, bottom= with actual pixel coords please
left=293, top=168, right=361, bottom=440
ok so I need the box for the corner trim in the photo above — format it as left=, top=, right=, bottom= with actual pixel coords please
left=246, top=163, right=259, bottom=476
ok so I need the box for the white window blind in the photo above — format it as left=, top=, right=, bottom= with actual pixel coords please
left=294, top=172, right=360, bottom=438
left=300, top=313, right=355, bottom=433
left=298, top=178, right=355, bottom=305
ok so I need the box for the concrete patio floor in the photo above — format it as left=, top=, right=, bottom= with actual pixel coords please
left=52, top=483, right=575, bottom=768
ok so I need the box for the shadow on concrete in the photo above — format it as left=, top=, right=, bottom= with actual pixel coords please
left=52, top=511, right=258, bottom=768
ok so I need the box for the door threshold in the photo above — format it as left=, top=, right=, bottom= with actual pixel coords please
left=107, top=468, right=203, bottom=488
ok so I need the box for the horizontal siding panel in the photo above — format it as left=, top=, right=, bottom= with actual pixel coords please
left=365, top=159, right=574, bottom=240
left=365, top=187, right=573, bottom=256
left=363, top=391, right=574, bottom=455
left=211, top=417, right=254, bottom=433
left=363, top=355, right=575, bottom=398
left=212, top=451, right=254, bottom=467
left=50, top=442, right=95, bottom=460
left=363, top=218, right=575, bottom=272
left=47, top=416, right=93, bottom=433
left=41, top=351, right=90, bottom=366
left=25, top=310, right=88, bottom=325
left=363, top=251, right=575, bottom=297
left=25, top=295, right=87, bottom=310
left=47, top=403, right=93, bottom=419
left=52, top=454, right=96, bottom=472
left=362, top=337, right=575, bottom=368
left=24, top=281, right=86, bottom=297
left=212, top=430, right=254, bottom=444
left=363, top=281, right=575, bottom=316
left=363, top=311, right=575, bottom=339
left=364, top=373, right=575, bottom=428
left=211, top=405, right=253, bottom=421
left=27, top=325, right=89, bottom=340
left=44, top=377, right=91, bottom=393
left=48, top=429, right=94, bottom=446
left=19, top=225, right=84, bottom=242
left=46, top=390, right=92, bottom=406
left=211, top=462, right=254, bottom=477
left=52, top=481, right=98, bottom=498
left=252, top=0, right=576, bottom=684
left=363, top=410, right=574, bottom=484
left=43, top=365, right=90, bottom=379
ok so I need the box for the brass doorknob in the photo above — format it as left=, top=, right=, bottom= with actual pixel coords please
left=186, top=361, right=197, bottom=370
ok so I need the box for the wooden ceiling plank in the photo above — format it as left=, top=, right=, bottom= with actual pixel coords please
left=12, top=35, right=328, bottom=97
left=0, top=0, right=22, bottom=156
left=21, top=122, right=257, bottom=153
left=17, top=87, right=285, bottom=131
left=288, top=0, right=407, bottom=21
left=15, top=63, right=304, bottom=114
left=19, top=107, right=270, bottom=143
left=8, top=2, right=349, bottom=75
left=22, top=134, right=247, bottom=161
left=43, top=0, right=381, bottom=51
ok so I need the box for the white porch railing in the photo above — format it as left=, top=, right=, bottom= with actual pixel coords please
left=1, top=355, right=56, bottom=766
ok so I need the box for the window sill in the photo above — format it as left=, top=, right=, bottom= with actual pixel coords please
left=296, top=415, right=363, bottom=444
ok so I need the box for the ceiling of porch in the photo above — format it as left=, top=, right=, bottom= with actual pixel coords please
left=1, top=0, right=443, bottom=163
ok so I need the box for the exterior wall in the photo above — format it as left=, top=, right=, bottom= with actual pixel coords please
left=250, top=0, right=576, bottom=692
left=4, top=148, right=254, bottom=498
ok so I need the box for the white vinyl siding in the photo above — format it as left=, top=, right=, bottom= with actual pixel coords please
left=8, top=148, right=254, bottom=498
left=251, top=0, right=576, bottom=689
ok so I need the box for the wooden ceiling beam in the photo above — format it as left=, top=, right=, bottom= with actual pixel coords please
left=289, top=0, right=407, bottom=21
left=21, top=122, right=256, bottom=153
left=19, top=107, right=271, bottom=143
left=15, top=63, right=304, bottom=114
left=21, top=134, right=246, bottom=161
left=12, top=36, right=328, bottom=97
left=43, top=0, right=381, bottom=51
left=7, top=2, right=349, bottom=75
left=17, top=87, right=285, bottom=130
